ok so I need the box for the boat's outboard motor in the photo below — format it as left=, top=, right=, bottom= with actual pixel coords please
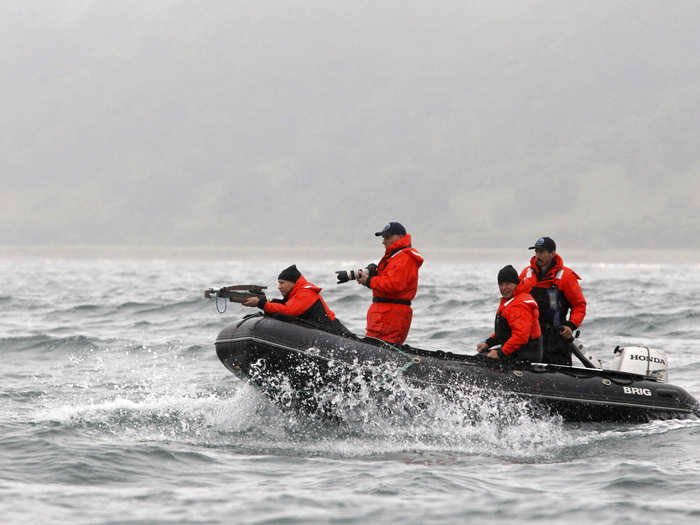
left=608, top=345, right=668, bottom=383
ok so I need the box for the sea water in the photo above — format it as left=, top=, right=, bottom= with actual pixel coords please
left=2, top=251, right=700, bottom=524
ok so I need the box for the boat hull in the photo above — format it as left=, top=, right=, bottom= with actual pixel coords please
left=215, top=315, right=700, bottom=423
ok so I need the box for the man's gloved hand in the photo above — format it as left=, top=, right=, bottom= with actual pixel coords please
left=559, top=325, right=574, bottom=340
left=357, top=269, right=371, bottom=286
left=242, top=296, right=259, bottom=307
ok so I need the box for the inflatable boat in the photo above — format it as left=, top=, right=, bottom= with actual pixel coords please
left=214, top=313, right=700, bottom=423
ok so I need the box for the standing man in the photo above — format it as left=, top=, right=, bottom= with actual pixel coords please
left=476, top=265, right=542, bottom=362
left=356, top=222, right=424, bottom=344
left=519, top=237, right=586, bottom=365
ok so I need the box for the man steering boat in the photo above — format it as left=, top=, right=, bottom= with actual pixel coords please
left=518, top=237, right=587, bottom=365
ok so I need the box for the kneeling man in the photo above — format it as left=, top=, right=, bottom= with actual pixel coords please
left=476, top=265, right=542, bottom=362
left=243, top=264, right=350, bottom=336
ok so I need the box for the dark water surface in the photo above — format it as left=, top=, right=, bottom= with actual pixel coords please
left=2, top=255, right=700, bottom=524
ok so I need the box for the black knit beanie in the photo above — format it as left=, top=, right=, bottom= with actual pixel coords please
left=497, top=265, right=519, bottom=284
left=278, top=264, right=301, bottom=282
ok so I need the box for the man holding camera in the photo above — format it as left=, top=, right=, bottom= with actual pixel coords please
left=356, top=222, right=424, bottom=344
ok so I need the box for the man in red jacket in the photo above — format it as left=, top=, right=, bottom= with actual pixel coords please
left=356, top=222, right=424, bottom=344
left=518, top=237, right=587, bottom=365
left=243, top=265, right=350, bottom=336
left=476, top=265, right=542, bottom=361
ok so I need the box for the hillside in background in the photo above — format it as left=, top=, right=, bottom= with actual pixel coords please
left=2, top=1, right=700, bottom=249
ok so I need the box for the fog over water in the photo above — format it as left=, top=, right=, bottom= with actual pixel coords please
left=2, top=1, right=700, bottom=250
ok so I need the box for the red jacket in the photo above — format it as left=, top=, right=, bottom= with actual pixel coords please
left=263, top=275, right=336, bottom=320
left=368, top=235, right=424, bottom=301
left=365, top=235, right=424, bottom=344
left=518, top=254, right=586, bottom=329
left=487, top=293, right=541, bottom=355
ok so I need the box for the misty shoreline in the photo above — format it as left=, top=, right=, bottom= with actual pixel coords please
left=3, top=244, right=700, bottom=264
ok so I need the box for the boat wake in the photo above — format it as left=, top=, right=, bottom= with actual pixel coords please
left=30, top=356, right=700, bottom=464
left=236, top=355, right=571, bottom=457
left=24, top=335, right=700, bottom=463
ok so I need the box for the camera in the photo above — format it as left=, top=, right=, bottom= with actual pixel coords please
left=336, top=264, right=377, bottom=284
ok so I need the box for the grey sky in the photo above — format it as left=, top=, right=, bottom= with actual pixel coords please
left=2, top=1, right=700, bottom=250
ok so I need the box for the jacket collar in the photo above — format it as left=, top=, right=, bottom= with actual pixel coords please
left=500, top=296, right=515, bottom=307
left=529, top=253, right=564, bottom=278
left=384, top=234, right=412, bottom=257
left=287, top=275, right=320, bottom=297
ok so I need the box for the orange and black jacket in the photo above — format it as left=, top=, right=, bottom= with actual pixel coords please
left=484, top=293, right=542, bottom=357
left=257, top=275, right=341, bottom=332
left=518, top=254, right=586, bottom=331
left=366, top=234, right=424, bottom=302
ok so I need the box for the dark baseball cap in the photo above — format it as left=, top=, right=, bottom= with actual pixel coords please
left=375, top=221, right=407, bottom=237
left=529, top=236, right=556, bottom=251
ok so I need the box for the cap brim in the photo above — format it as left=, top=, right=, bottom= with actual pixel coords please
left=528, top=246, right=536, bottom=249
left=375, top=231, right=386, bottom=237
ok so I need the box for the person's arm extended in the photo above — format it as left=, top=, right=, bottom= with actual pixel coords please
left=477, top=334, right=497, bottom=353
left=263, top=289, right=317, bottom=316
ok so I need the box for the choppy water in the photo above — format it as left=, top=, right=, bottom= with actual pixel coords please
left=2, top=254, right=700, bottom=524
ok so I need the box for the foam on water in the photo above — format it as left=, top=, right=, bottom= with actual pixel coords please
left=24, top=343, right=644, bottom=466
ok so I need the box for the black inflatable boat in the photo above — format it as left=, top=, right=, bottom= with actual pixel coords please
left=215, top=313, right=700, bottom=423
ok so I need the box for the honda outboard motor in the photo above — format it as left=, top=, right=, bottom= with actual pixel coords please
left=608, top=345, right=668, bottom=383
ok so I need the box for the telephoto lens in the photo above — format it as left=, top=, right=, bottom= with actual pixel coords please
left=335, top=269, right=359, bottom=284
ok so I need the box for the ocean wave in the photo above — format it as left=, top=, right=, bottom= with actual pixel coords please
left=115, top=301, right=158, bottom=311
left=69, top=304, right=101, bottom=312
left=35, top=387, right=243, bottom=442
left=0, top=389, right=47, bottom=402
left=132, top=297, right=209, bottom=314
left=0, top=334, right=101, bottom=353
left=332, top=294, right=368, bottom=305
left=26, top=362, right=575, bottom=461
left=200, top=319, right=234, bottom=329
left=427, top=298, right=469, bottom=309
left=42, top=304, right=105, bottom=319
left=584, top=310, right=700, bottom=337
left=676, top=360, right=700, bottom=373
left=426, top=329, right=463, bottom=340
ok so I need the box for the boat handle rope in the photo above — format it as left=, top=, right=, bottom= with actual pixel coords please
left=391, top=343, right=422, bottom=372
left=399, top=356, right=421, bottom=372
left=363, top=336, right=422, bottom=374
